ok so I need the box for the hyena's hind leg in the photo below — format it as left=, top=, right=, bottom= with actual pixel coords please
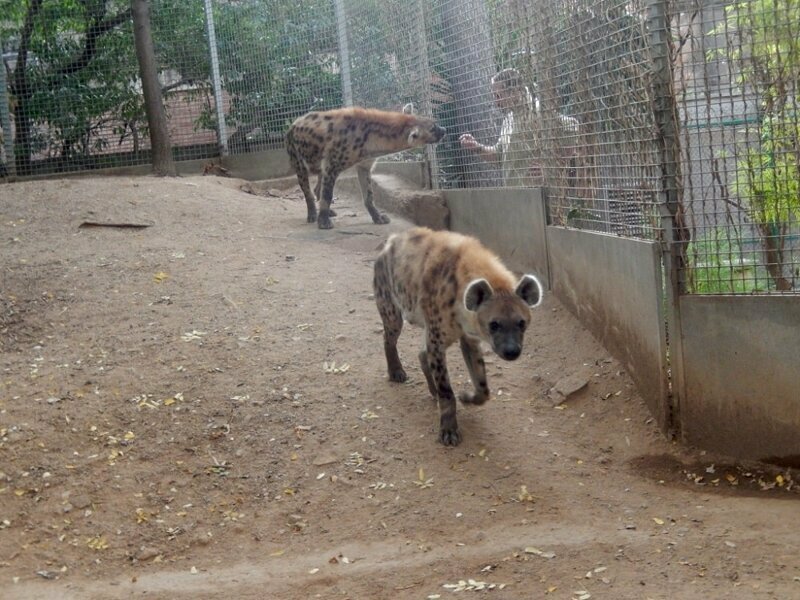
left=459, top=336, right=489, bottom=405
left=314, top=176, right=336, bottom=217
left=286, top=138, right=318, bottom=223
left=357, top=160, right=390, bottom=225
left=374, top=256, right=406, bottom=382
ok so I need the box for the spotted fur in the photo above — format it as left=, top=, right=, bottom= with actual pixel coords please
left=374, top=227, right=543, bottom=446
left=285, top=106, right=445, bottom=229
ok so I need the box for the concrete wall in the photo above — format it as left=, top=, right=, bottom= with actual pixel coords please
left=679, top=296, right=800, bottom=464
left=221, top=149, right=293, bottom=181
left=547, top=228, right=670, bottom=430
left=444, top=188, right=550, bottom=285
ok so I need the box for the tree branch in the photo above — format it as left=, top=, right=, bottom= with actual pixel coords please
left=11, top=0, right=44, bottom=96
left=55, top=8, right=133, bottom=78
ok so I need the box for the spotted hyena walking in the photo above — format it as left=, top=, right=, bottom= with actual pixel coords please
left=374, top=227, right=543, bottom=446
left=285, top=105, right=445, bottom=229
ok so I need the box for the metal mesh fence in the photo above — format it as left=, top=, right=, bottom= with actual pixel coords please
left=1, top=0, right=798, bottom=294
left=338, top=0, right=665, bottom=237
left=0, top=1, right=222, bottom=177
left=673, top=0, right=800, bottom=293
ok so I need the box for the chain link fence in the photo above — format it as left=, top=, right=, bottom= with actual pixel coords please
left=1, top=0, right=798, bottom=293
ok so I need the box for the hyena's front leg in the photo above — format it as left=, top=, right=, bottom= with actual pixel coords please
left=374, top=257, right=406, bottom=382
left=459, top=336, right=489, bottom=405
left=357, top=160, right=390, bottom=225
left=426, top=332, right=461, bottom=446
left=418, top=348, right=437, bottom=398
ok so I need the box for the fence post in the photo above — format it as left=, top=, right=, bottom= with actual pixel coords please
left=0, top=54, right=15, bottom=178
left=203, top=0, right=228, bottom=156
left=414, top=0, right=439, bottom=189
left=333, top=0, right=353, bottom=107
left=646, top=0, right=688, bottom=436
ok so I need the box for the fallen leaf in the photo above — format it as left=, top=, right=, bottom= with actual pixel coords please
left=86, top=535, right=109, bottom=551
left=153, top=272, right=168, bottom=283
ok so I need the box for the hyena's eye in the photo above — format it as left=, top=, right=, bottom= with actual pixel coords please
left=489, top=320, right=501, bottom=333
left=518, top=320, right=527, bottom=331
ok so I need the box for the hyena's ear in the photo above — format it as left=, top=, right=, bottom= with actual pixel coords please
left=402, top=102, right=415, bottom=115
left=515, top=274, right=543, bottom=308
left=464, top=278, right=494, bottom=312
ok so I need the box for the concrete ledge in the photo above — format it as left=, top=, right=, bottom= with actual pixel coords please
left=444, top=188, right=549, bottom=284
left=371, top=173, right=449, bottom=230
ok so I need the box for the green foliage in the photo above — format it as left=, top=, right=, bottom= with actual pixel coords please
left=213, top=0, right=342, bottom=143
left=687, top=228, right=762, bottom=294
left=3, top=0, right=138, bottom=165
left=733, top=115, right=800, bottom=226
left=709, top=0, right=800, bottom=290
left=2, top=0, right=345, bottom=169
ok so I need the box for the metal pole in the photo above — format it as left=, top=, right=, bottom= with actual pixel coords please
left=415, top=0, right=439, bottom=189
left=203, top=0, right=228, bottom=155
left=0, top=54, right=15, bottom=178
left=333, top=0, right=353, bottom=107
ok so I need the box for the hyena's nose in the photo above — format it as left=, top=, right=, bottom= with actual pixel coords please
left=433, top=125, right=446, bottom=141
left=499, top=344, right=522, bottom=361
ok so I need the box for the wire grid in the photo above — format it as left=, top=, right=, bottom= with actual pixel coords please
left=212, top=0, right=342, bottom=155
left=0, top=1, right=222, bottom=178
left=674, top=0, right=800, bottom=294
left=427, top=0, right=666, bottom=239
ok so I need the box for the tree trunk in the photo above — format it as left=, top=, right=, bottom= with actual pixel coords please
left=759, top=222, right=792, bottom=291
left=438, top=0, right=499, bottom=187
left=131, top=0, right=176, bottom=176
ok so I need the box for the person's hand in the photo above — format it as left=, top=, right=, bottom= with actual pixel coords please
left=459, top=133, right=481, bottom=151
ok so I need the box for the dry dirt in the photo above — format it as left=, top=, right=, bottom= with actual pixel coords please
left=1, top=174, right=799, bottom=600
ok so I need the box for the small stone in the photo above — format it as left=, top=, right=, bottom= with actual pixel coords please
left=71, top=494, right=91, bottom=510
left=136, top=547, right=160, bottom=561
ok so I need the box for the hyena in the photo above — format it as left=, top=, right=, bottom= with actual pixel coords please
left=285, top=105, right=445, bottom=229
left=373, top=227, right=543, bottom=446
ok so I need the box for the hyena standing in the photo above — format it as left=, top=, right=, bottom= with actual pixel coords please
left=285, top=105, right=445, bottom=229
left=374, top=227, right=543, bottom=446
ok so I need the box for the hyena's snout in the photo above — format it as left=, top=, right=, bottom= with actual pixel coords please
left=433, top=125, right=446, bottom=142
left=498, top=342, right=522, bottom=361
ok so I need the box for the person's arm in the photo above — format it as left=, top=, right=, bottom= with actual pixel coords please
left=459, top=133, right=499, bottom=163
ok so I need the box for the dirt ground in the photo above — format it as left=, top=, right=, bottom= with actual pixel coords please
left=1, top=174, right=799, bottom=600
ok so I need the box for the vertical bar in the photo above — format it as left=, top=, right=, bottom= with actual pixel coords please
left=648, top=0, right=688, bottom=437
left=0, top=53, right=15, bottom=178
left=203, top=0, right=228, bottom=155
left=414, top=0, right=439, bottom=189
left=333, top=0, right=353, bottom=107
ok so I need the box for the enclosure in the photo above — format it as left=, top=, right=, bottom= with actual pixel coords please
left=2, top=0, right=800, bottom=597
left=3, top=0, right=800, bottom=460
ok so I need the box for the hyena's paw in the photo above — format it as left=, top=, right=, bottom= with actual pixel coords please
left=459, top=391, right=488, bottom=406
left=317, top=212, right=334, bottom=229
left=388, top=367, right=408, bottom=383
left=372, top=212, right=391, bottom=225
left=306, top=211, right=318, bottom=224
left=328, top=208, right=337, bottom=217
left=439, top=425, right=462, bottom=447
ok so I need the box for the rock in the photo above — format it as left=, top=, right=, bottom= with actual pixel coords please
left=136, top=547, right=161, bottom=561
left=549, top=374, right=589, bottom=405
left=70, top=494, right=92, bottom=510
